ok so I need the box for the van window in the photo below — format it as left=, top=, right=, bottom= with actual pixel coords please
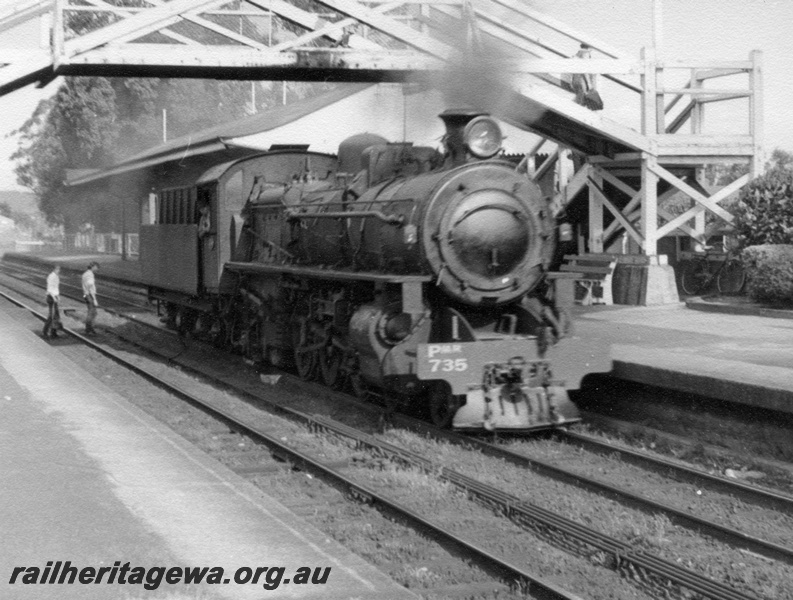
left=143, top=192, right=157, bottom=224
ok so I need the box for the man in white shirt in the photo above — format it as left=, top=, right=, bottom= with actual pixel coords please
left=81, top=262, right=99, bottom=335
left=43, top=265, right=62, bottom=339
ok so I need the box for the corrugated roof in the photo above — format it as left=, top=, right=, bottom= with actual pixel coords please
left=67, top=83, right=373, bottom=186
left=67, top=141, right=230, bottom=186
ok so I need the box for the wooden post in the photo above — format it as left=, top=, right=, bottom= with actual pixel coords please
left=655, top=64, right=665, bottom=134
left=39, top=7, right=51, bottom=49
left=524, top=137, right=546, bottom=180
left=653, top=0, right=663, bottom=56
left=749, top=50, right=764, bottom=177
left=588, top=169, right=604, bottom=253
left=641, top=47, right=660, bottom=256
left=693, top=167, right=706, bottom=250
left=557, top=147, right=572, bottom=192
left=641, top=47, right=657, bottom=136
left=53, top=0, right=64, bottom=64
left=641, top=154, right=658, bottom=255
left=524, top=153, right=536, bottom=179
left=690, top=70, right=703, bottom=134
left=653, top=0, right=664, bottom=133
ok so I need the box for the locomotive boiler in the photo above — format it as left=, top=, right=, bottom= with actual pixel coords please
left=142, top=109, right=579, bottom=431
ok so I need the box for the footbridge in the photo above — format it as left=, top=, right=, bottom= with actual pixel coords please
left=1, top=0, right=763, bottom=261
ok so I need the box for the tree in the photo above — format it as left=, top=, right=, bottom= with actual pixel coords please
left=731, top=149, right=793, bottom=248
left=767, top=148, right=793, bottom=171
left=11, top=95, right=68, bottom=225
left=157, top=79, right=251, bottom=140
left=10, top=3, right=342, bottom=227
left=702, top=161, right=749, bottom=189
left=11, top=78, right=119, bottom=225
left=11, top=77, right=253, bottom=225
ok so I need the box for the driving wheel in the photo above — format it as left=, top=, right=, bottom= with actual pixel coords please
left=319, top=342, right=343, bottom=387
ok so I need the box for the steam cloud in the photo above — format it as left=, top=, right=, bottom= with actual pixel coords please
left=413, top=5, right=546, bottom=129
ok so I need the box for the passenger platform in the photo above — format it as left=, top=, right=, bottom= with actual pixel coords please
left=0, top=299, right=417, bottom=600
left=553, top=302, right=793, bottom=415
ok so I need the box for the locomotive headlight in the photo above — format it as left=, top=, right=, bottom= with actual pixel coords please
left=464, top=116, right=503, bottom=159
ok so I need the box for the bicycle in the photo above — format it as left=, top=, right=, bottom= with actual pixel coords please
left=680, top=246, right=746, bottom=296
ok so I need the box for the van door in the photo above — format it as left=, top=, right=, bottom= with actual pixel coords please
left=197, top=184, right=219, bottom=292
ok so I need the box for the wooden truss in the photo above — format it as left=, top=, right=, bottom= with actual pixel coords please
left=564, top=161, right=752, bottom=254
left=0, top=0, right=653, bottom=156
left=0, top=1, right=764, bottom=254
left=551, top=47, right=763, bottom=255
left=0, top=0, right=638, bottom=86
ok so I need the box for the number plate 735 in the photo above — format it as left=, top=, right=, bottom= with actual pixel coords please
left=428, top=358, right=468, bottom=372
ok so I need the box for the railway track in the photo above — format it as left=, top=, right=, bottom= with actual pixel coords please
left=0, top=289, right=583, bottom=600
left=0, top=256, right=151, bottom=311
left=0, top=258, right=168, bottom=333
left=1, top=284, right=784, bottom=598
left=2, top=277, right=789, bottom=599
left=557, top=428, right=793, bottom=508
left=372, top=411, right=793, bottom=566
left=6, top=258, right=789, bottom=509
left=571, top=410, right=793, bottom=493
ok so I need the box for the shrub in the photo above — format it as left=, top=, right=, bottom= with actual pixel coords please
left=732, top=165, right=793, bottom=248
left=741, top=244, right=793, bottom=304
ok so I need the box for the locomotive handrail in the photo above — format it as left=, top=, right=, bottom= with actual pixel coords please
left=287, top=209, right=405, bottom=226
left=291, top=198, right=415, bottom=206
left=224, top=261, right=431, bottom=284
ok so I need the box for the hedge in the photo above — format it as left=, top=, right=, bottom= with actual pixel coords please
left=741, top=244, right=793, bottom=304
left=732, top=165, right=793, bottom=247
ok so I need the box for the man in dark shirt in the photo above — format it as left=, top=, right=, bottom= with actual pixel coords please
left=571, top=43, right=603, bottom=110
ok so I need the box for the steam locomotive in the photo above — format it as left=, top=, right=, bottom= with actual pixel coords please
left=141, top=109, right=580, bottom=430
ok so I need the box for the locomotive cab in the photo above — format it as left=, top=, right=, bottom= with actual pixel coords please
left=140, top=150, right=337, bottom=328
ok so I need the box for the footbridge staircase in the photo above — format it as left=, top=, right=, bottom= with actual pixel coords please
left=1, top=1, right=763, bottom=301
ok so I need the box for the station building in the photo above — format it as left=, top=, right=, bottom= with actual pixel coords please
left=64, top=82, right=548, bottom=257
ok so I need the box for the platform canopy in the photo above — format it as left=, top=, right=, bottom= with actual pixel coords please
left=0, top=0, right=649, bottom=156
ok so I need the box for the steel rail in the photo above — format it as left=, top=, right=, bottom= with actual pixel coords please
left=0, top=279, right=775, bottom=597
left=0, top=264, right=167, bottom=335
left=308, top=418, right=761, bottom=600
left=4, top=266, right=788, bottom=590
left=8, top=256, right=787, bottom=522
left=0, top=260, right=149, bottom=310
left=2, top=254, right=150, bottom=294
left=386, top=412, right=793, bottom=566
left=9, top=257, right=787, bottom=505
left=558, top=428, right=793, bottom=508
left=0, top=289, right=583, bottom=600
left=464, top=432, right=793, bottom=565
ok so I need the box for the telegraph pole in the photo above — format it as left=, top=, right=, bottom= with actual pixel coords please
left=652, top=0, right=663, bottom=57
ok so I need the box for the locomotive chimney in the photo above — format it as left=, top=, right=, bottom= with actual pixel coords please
left=439, top=108, right=485, bottom=167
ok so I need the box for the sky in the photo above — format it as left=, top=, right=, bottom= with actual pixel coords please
left=0, top=0, right=792, bottom=191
